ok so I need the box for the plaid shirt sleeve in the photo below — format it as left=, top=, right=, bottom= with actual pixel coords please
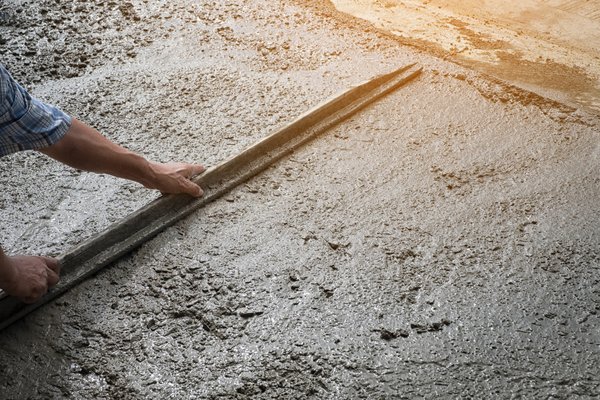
left=0, top=64, right=72, bottom=157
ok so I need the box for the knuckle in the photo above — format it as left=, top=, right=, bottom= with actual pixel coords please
left=32, top=282, right=48, bottom=297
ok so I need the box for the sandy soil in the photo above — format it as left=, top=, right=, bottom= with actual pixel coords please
left=1, top=0, right=600, bottom=398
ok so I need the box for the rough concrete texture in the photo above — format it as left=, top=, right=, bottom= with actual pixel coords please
left=1, top=0, right=599, bottom=399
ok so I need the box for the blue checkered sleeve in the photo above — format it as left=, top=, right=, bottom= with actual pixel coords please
left=0, top=64, right=72, bottom=157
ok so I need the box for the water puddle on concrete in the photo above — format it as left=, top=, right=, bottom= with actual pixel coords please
left=331, top=0, right=600, bottom=114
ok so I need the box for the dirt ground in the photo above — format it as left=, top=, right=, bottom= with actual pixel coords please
left=1, top=0, right=599, bottom=399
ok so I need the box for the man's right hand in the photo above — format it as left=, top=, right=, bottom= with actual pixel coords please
left=0, top=254, right=60, bottom=303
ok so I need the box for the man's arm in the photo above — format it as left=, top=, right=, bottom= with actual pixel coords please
left=0, top=119, right=206, bottom=303
left=1, top=65, right=206, bottom=303
left=39, top=118, right=206, bottom=197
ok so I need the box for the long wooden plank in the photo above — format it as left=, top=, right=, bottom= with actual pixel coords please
left=0, top=63, right=422, bottom=331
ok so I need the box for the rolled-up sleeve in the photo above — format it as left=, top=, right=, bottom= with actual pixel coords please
left=0, top=64, right=72, bottom=157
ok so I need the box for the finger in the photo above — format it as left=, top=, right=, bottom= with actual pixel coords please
left=22, top=296, right=39, bottom=304
left=181, top=164, right=206, bottom=178
left=22, top=284, right=48, bottom=304
left=22, top=292, right=45, bottom=304
left=180, top=178, right=204, bottom=197
left=41, top=256, right=61, bottom=275
left=46, top=267, right=60, bottom=287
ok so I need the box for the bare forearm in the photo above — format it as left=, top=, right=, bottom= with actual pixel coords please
left=39, top=118, right=156, bottom=187
left=39, top=118, right=205, bottom=196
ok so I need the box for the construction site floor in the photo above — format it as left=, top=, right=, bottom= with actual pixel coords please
left=0, top=0, right=599, bottom=398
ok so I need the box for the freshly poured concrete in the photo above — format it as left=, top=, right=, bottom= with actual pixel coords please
left=0, top=0, right=599, bottom=398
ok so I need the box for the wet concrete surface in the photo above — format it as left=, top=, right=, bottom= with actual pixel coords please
left=1, top=0, right=600, bottom=398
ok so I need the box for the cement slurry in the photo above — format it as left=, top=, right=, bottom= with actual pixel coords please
left=0, top=0, right=599, bottom=398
